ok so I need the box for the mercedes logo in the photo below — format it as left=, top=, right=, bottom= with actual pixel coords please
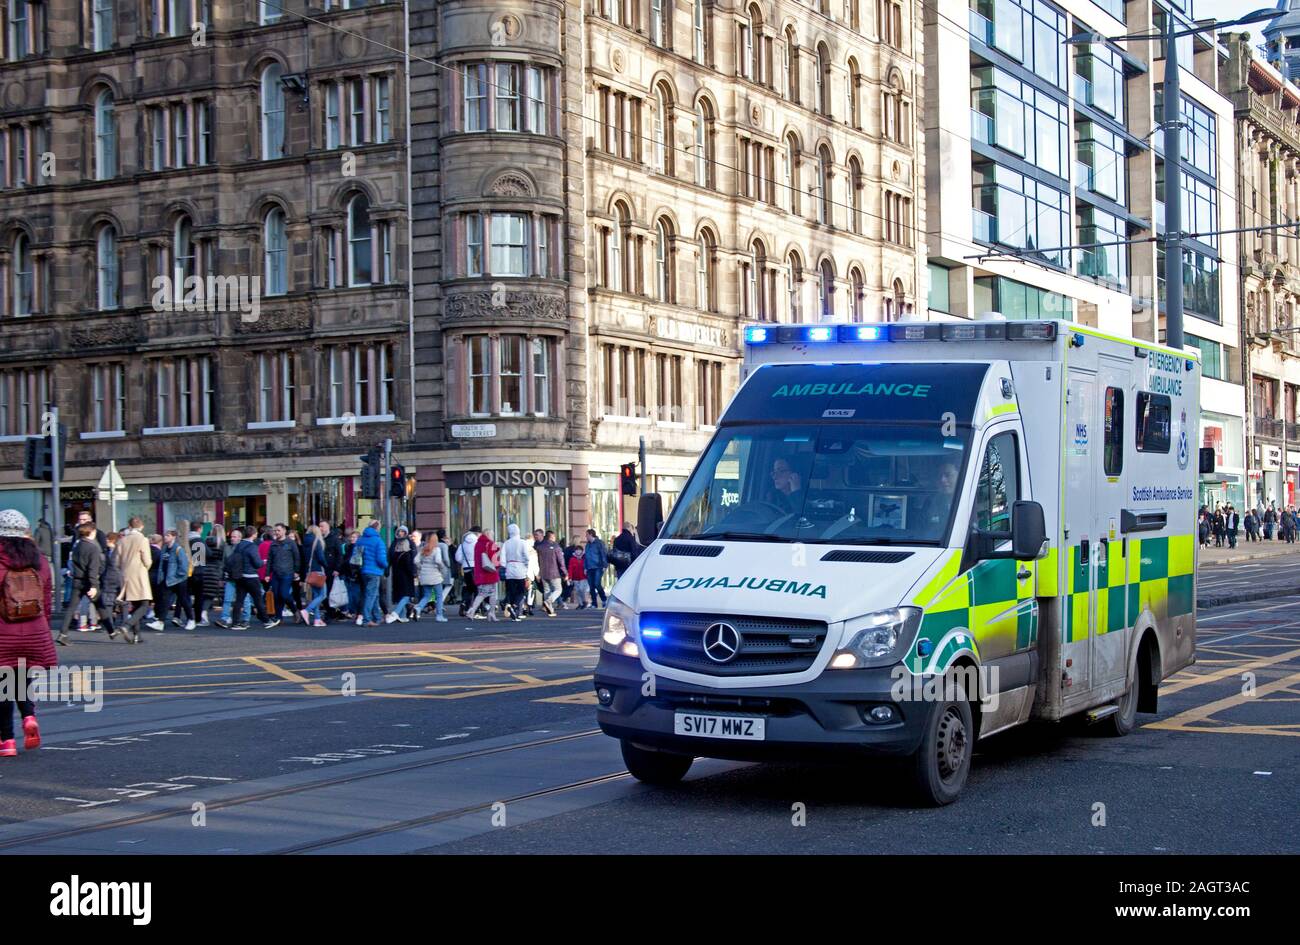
left=702, top=622, right=742, bottom=663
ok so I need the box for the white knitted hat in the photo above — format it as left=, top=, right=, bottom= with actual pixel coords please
left=0, top=509, right=31, bottom=537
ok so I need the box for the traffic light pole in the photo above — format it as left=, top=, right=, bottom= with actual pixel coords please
left=639, top=436, right=646, bottom=496
left=382, top=438, right=393, bottom=612
left=50, top=407, right=62, bottom=555
left=1163, top=10, right=1184, bottom=353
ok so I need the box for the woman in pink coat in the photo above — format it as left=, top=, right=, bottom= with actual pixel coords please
left=0, top=509, right=56, bottom=756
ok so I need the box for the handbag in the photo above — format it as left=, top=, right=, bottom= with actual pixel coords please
left=306, top=571, right=327, bottom=589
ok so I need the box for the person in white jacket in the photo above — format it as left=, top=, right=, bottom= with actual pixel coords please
left=456, top=526, right=480, bottom=617
left=501, top=524, right=531, bottom=621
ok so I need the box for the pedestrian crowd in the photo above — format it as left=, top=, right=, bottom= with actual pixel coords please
left=34, top=509, right=642, bottom=640
left=1201, top=500, right=1300, bottom=548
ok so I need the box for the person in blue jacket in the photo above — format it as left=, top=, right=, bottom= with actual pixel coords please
left=355, top=522, right=389, bottom=626
left=582, top=528, right=609, bottom=609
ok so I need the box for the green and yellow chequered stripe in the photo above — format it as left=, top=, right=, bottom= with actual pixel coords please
left=907, top=552, right=1037, bottom=673
left=1066, top=534, right=1194, bottom=642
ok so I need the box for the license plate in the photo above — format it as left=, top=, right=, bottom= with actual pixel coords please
left=673, top=712, right=766, bottom=740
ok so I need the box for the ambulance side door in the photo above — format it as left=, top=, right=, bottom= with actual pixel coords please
left=1064, top=369, right=1096, bottom=692
left=1094, top=357, right=1132, bottom=690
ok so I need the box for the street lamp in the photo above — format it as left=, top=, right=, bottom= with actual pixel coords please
left=1065, top=7, right=1278, bottom=352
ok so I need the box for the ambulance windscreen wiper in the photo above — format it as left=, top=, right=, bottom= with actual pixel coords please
left=692, top=531, right=783, bottom=542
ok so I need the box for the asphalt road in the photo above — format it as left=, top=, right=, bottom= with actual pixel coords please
left=1, top=571, right=1296, bottom=854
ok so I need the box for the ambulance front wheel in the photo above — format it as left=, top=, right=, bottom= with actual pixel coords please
left=621, top=740, right=694, bottom=785
left=907, top=683, right=974, bottom=806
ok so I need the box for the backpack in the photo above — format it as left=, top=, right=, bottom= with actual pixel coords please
left=0, top=565, right=44, bottom=621
left=349, top=544, right=364, bottom=568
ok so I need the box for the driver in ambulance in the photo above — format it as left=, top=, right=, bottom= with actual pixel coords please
left=770, top=458, right=805, bottom=515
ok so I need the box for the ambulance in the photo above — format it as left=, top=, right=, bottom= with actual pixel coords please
left=594, top=319, right=1208, bottom=804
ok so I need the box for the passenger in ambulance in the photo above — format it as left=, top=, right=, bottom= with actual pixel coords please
left=912, top=457, right=961, bottom=539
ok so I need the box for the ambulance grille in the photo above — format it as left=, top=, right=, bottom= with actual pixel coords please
left=659, top=543, right=724, bottom=557
left=640, top=612, right=827, bottom=676
left=819, top=549, right=913, bottom=564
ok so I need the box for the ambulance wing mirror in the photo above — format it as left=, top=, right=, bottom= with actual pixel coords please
left=637, top=493, right=664, bottom=547
left=1199, top=447, right=1216, bottom=475
left=1009, top=500, right=1048, bottom=561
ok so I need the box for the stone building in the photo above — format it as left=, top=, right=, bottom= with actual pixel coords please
left=0, top=1, right=411, bottom=532
left=406, top=0, right=926, bottom=543
left=0, top=0, right=926, bottom=543
left=1222, top=31, right=1300, bottom=508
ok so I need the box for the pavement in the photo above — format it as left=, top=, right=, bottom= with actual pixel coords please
left=1196, top=540, right=1300, bottom=608
left=1, top=562, right=1298, bottom=854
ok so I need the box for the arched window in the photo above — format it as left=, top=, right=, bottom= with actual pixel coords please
left=172, top=215, right=194, bottom=305
left=786, top=251, right=803, bottom=323
left=696, top=228, right=716, bottom=312
left=653, top=83, right=673, bottom=175
left=12, top=234, right=33, bottom=316
left=260, top=62, right=285, bottom=160
left=850, top=268, right=864, bottom=322
left=819, top=260, right=835, bottom=320
left=94, top=89, right=117, bottom=180
left=846, top=59, right=860, bottom=129
left=264, top=207, right=287, bottom=296
left=784, top=28, right=799, bottom=103
left=347, top=195, right=372, bottom=286
left=786, top=133, right=800, bottom=215
left=815, top=44, right=831, bottom=117
left=610, top=202, right=631, bottom=293
left=848, top=157, right=863, bottom=234
left=748, top=6, right=764, bottom=83
left=654, top=218, right=674, bottom=303
left=817, top=146, right=833, bottom=226
left=892, top=278, right=907, bottom=320
left=751, top=239, right=768, bottom=320
left=695, top=98, right=715, bottom=187
left=97, top=225, right=119, bottom=310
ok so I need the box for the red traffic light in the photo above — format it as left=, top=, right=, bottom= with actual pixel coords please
left=620, top=462, right=637, bottom=496
left=390, top=463, right=406, bottom=494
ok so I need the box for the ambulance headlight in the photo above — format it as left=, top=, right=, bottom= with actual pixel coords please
left=601, top=598, right=640, bottom=658
left=829, top=607, right=922, bottom=669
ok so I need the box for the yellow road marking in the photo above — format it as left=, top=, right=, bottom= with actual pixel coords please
left=1157, top=646, right=1300, bottom=695
left=1148, top=669, right=1300, bottom=737
left=535, top=690, right=600, bottom=705
left=241, top=656, right=333, bottom=695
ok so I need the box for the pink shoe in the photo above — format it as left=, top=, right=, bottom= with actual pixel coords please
left=22, top=716, right=40, bottom=751
left=0, top=740, right=15, bottom=757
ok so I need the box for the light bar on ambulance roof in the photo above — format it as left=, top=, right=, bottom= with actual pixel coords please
left=742, top=320, right=1058, bottom=345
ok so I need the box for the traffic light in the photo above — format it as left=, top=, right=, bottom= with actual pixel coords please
left=22, top=426, right=65, bottom=482
left=620, top=462, right=638, bottom=496
left=390, top=463, right=406, bottom=497
left=359, top=449, right=381, bottom=499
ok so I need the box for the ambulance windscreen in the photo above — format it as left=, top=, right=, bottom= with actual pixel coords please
left=660, top=421, right=971, bottom=546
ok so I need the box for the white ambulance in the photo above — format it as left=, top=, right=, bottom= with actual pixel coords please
left=594, top=319, right=1207, bottom=804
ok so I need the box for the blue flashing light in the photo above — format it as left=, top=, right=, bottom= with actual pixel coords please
left=838, top=324, right=883, bottom=342
left=641, top=628, right=663, bottom=640
left=744, top=326, right=771, bottom=344
left=805, top=326, right=834, bottom=342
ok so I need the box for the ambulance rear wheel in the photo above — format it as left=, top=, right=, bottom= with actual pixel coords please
left=908, top=685, right=973, bottom=806
left=1098, top=674, right=1139, bottom=737
left=621, top=740, right=693, bottom=785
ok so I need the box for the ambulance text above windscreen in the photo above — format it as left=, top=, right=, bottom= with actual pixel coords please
left=662, top=363, right=988, bottom=545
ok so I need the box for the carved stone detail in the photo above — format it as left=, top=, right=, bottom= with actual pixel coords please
left=443, top=290, right=568, bottom=322
left=65, top=320, right=143, bottom=349
left=234, top=304, right=311, bottom=334
left=490, top=172, right=533, bottom=197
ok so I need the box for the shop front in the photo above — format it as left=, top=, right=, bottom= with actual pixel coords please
left=444, top=468, right=574, bottom=544
left=1200, top=412, right=1245, bottom=510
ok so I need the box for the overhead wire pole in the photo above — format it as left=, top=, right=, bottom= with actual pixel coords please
left=1163, top=9, right=1185, bottom=352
